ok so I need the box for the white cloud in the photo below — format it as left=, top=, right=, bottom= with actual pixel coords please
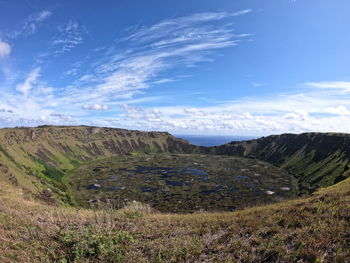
left=325, top=105, right=350, bottom=116
left=82, top=104, right=109, bottom=111
left=306, top=81, right=350, bottom=92
left=242, top=112, right=253, bottom=119
left=9, top=10, right=52, bottom=38
left=16, top=68, right=40, bottom=96
left=184, top=108, right=206, bottom=116
left=120, top=104, right=162, bottom=122
left=125, top=10, right=251, bottom=44
left=64, top=61, right=82, bottom=76
left=0, top=41, right=11, bottom=58
left=251, top=82, right=262, bottom=87
left=283, top=110, right=309, bottom=121
left=6, top=11, right=350, bottom=135
left=19, top=10, right=249, bottom=117
left=52, top=21, right=87, bottom=54
left=153, top=78, right=174, bottom=84
left=231, top=9, right=253, bottom=16
left=96, top=81, right=350, bottom=135
left=36, top=10, right=52, bottom=22
left=49, top=113, right=74, bottom=121
left=91, top=11, right=248, bottom=99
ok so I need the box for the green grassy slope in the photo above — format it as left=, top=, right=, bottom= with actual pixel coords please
left=0, top=126, right=194, bottom=204
left=213, top=132, right=350, bottom=193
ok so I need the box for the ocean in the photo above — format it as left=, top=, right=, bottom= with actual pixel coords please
left=174, top=134, right=257, bottom=147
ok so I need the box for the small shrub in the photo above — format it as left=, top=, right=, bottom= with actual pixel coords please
left=57, top=226, right=135, bottom=262
left=119, top=201, right=153, bottom=219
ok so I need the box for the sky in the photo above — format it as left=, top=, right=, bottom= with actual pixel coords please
left=0, top=0, right=350, bottom=136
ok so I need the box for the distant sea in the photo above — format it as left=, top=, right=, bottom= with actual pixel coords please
left=174, top=134, right=258, bottom=147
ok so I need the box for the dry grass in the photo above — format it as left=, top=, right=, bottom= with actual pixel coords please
left=0, top=178, right=349, bottom=262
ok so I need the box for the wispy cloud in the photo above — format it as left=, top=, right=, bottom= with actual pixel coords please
left=36, top=10, right=52, bottom=21
left=231, top=9, right=253, bottom=16
left=251, top=81, right=262, bottom=87
left=152, top=78, right=175, bottom=84
left=82, top=104, right=109, bottom=111
left=184, top=108, right=206, bottom=116
left=124, top=10, right=251, bottom=44
left=8, top=9, right=334, bottom=134
left=64, top=61, right=83, bottom=76
left=9, top=10, right=52, bottom=39
left=15, top=68, right=40, bottom=96
left=305, top=81, right=350, bottom=92
left=325, top=105, right=350, bottom=116
left=14, top=9, right=252, bottom=122
left=91, top=10, right=250, bottom=98
left=52, top=21, right=87, bottom=54
left=3, top=8, right=350, bottom=134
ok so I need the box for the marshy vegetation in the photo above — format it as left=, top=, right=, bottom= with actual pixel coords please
left=67, top=153, right=297, bottom=213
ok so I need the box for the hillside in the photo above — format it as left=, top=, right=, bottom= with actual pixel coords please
left=213, top=132, right=350, bottom=194
left=0, top=126, right=194, bottom=204
left=0, top=127, right=349, bottom=262
left=0, top=168, right=349, bottom=262
left=2, top=127, right=350, bottom=203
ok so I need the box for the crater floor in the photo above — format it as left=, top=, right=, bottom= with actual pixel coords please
left=67, top=154, right=298, bottom=212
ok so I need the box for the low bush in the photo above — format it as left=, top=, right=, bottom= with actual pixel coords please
left=57, top=226, right=135, bottom=263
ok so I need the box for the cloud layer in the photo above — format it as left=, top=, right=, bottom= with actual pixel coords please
left=1, top=9, right=350, bottom=136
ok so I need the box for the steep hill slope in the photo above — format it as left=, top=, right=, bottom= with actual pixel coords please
left=213, top=132, right=350, bottom=193
left=0, top=126, right=194, bottom=204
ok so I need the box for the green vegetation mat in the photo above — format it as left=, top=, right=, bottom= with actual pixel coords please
left=68, top=153, right=297, bottom=212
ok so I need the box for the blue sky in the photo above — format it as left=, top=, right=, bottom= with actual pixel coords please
left=0, top=0, right=350, bottom=135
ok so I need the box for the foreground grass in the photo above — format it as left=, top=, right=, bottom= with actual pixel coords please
left=0, top=179, right=349, bottom=262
